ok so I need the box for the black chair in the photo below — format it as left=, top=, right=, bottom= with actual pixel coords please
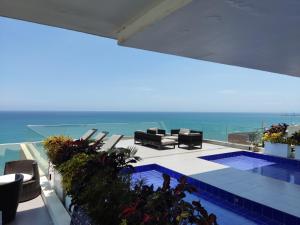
left=134, top=131, right=144, bottom=144
left=147, top=128, right=166, bottom=136
left=171, top=129, right=180, bottom=136
left=178, top=131, right=203, bottom=149
left=4, top=160, right=41, bottom=202
left=0, top=173, right=23, bottom=224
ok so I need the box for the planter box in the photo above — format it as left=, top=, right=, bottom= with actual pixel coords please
left=295, top=145, right=300, bottom=160
left=49, top=163, right=64, bottom=201
left=264, top=142, right=290, bottom=158
left=70, top=206, right=93, bottom=225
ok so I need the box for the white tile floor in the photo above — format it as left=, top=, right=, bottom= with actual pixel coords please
left=117, top=139, right=300, bottom=218
left=8, top=196, right=52, bottom=225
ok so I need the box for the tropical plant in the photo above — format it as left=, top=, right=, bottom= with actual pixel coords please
left=263, top=132, right=287, bottom=144
left=43, top=135, right=92, bottom=167
left=121, top=174, right=218, bottom=225
left=289, top=131, right=300, bottom=145
left=43, top=136, right=74, bottom=166
left=265, top=123, right=288, bottom=134
left=62, top=147, right=140, bottom=225
left=263, top=124, right=289, bottom=144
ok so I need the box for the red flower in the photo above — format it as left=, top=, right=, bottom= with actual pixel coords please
left=122, top=205, right=137, bottom=217
left=143, top=214, right=152, bottom=223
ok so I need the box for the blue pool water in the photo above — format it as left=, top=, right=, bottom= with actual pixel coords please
left=201, top=151, right=300, bottom=185
left=1, top=111, right=300, bottom=143
left=132, top=169, right=275, bottom=225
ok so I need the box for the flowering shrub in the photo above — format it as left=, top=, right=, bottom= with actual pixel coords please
left=289, top=131, right=300, bottom=145
left=43, top=136, right=74, bottom=166
left=263, top=124, right=288, bottom=144
left=43, top=135, right=96, bottom=167
left=266, top=123, right=288, bottom=134
left=263, top=132, right=287, bottom=144
left=121, top=174, right=218, bottom=225
left=61, top=148, right=140, bottom=225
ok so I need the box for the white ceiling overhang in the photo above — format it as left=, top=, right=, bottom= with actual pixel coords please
left=1, top=0, right=300, bottom=77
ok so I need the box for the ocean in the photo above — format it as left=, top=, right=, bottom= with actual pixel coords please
left=0, top=111, right=300, bottom=144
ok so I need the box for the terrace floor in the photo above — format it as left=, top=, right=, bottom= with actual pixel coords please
left=8, top=196, right=52, bottom=225
left=117, top=139, right=300, bottom=219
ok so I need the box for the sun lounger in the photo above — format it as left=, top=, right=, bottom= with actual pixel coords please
left=74, top=128, right=97, bottom=141
left=89, top=132, right=108, bottom=148
left=97, top=135, right=123, bottom=152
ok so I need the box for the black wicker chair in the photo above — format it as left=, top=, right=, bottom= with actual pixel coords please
left=178, top=130, right=203, bottom=149
left=170, top=129, right=180, bottom=136
left=4, top=160, right=41, bottom=202
left=0, top=173, right=23, bottom=224
left=147, top=128, right=166, bottom=136
left=134, top=131, right=144, bottom=144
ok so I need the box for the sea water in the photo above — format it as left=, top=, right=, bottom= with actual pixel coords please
left=0, top=111, right=300, bottom=144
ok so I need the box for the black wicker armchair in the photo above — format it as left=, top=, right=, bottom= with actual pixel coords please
left=147, top=128, right=166, bottom=136
left=178, top=130, right=203, bottom=149
left=0, top=173, right=23, bottom=224
left=4, top=160, right=41, bottom=202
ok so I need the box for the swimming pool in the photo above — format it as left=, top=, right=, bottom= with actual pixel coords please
left=0, top=144, right=21, bottom=175
left=134, top=164, right=300, bottom=225
left=201, top=151, right=300, bottom=186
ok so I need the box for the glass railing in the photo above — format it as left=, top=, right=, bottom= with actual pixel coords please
left=25, top=142, right=49, bottom=176
left=27, top=122, right=166, bottom=139
left=0, top=143, right=21, bottom=175
left=27, top=121, right=263, bottom=143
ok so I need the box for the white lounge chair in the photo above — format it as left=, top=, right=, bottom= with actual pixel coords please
left=89, top=132, right=109, bottom=148
left=74, top=128, right=97, bottom=141
left=97, top=135, right=123, bottom=152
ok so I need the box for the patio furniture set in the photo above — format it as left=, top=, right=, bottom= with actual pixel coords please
left=134, top=128, right=203, bottom=150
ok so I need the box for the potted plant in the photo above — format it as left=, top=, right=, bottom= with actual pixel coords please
left=289, top=131, right=300, bottom=160
left=43, top=135, right=90, bottom=202
left=262, top=123, right=290, bottom=157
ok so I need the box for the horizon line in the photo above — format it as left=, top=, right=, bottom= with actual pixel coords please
left=0, top=110, right=300, bottom=114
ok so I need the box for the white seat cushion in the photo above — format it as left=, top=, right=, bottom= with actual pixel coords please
left=179, top=128, right=190, bottom=135
left=148, top=127, right=158, bottom=131
left=0, top=174, right=16, bottom=184
left=164, top=136, right=178, bottom=141
left=21, top=173, right=33, bottom=182
left=161, top=139, right=176, bottom=145
left=0, top=173, right=32, bottom=185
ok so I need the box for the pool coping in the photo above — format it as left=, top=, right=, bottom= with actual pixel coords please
left=200, top=150, right=300, bottom=168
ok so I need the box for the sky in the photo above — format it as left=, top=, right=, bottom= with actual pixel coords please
left=1, top=17, right=300, bottom=113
